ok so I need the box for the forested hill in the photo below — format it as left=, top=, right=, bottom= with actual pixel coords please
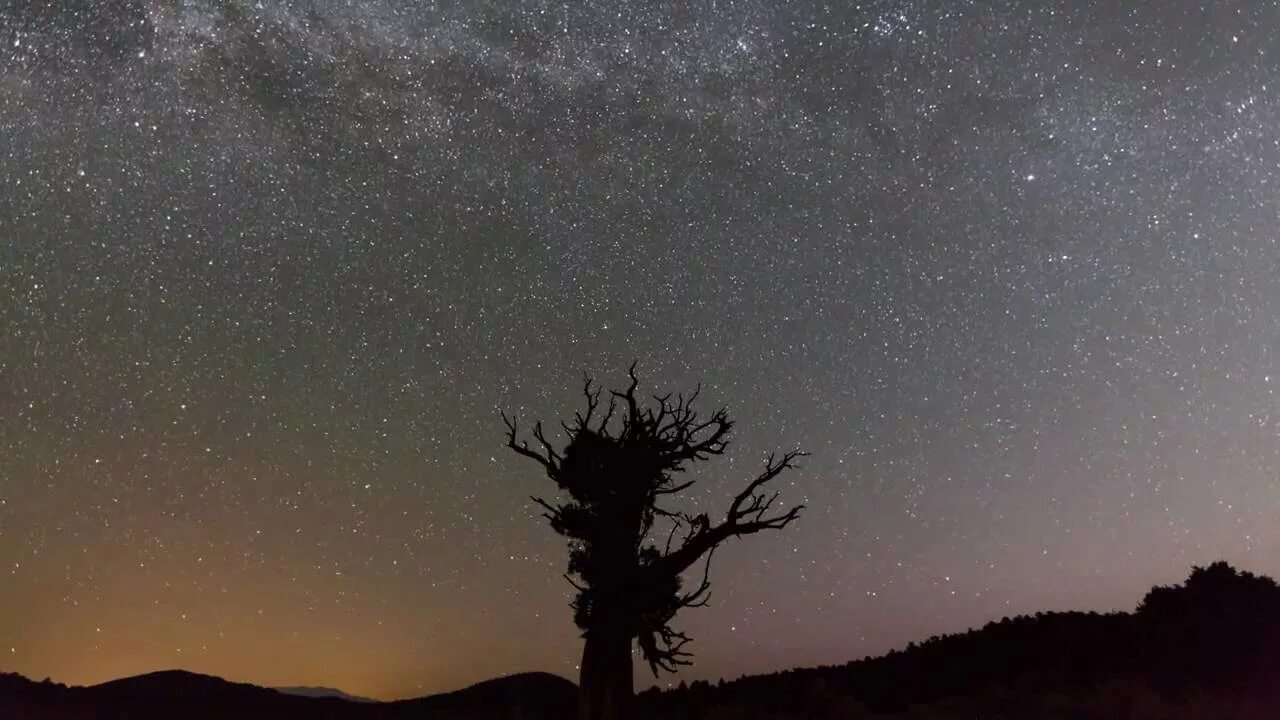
left=638, top=561, right=1280, bottom=719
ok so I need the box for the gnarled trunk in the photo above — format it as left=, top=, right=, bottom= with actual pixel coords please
left=577, top=625, right=634, bottom=720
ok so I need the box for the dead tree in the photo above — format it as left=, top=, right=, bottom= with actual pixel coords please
left=502, top=364, right=806, bottom=720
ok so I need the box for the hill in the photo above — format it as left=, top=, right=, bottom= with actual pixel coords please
left=637, top=561, right=1280, bottom=719
left=386, top=672, right=577, bottom=719
left=0, top=669, right=575, bottom=720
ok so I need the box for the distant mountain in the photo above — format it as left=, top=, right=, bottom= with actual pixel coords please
left=0, top=669, right=575, bottom=720
left=91, top=669, right=287, bottom=703
left=275, top=686, right=378, bottom=703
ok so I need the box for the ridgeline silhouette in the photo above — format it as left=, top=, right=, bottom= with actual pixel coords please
left=502, top=365, right=806, bottom=720
left=0, top=670, right=576, bottom=719
left=3, top=562, right=1280, bottom=718
left=637, top=561, right=1280, bottom=719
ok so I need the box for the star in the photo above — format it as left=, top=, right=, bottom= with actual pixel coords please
left=2, top=0, right=1278, bottom=701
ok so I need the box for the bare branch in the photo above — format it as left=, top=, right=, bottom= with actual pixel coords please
left=531, top=422, right=562, bottom=465
left=653, top=479, right=695, bottom=496
left=641, top=626, right=695, bottom=675
left=678, top=546, right=715, bottom=609
left=573, top=373, right=602, bottom=430
left=727, top=450, right=809, bottom=523
left=531, top=495, right=561, bottom=522
left=502, top=411, right=559, bottom=477
left=610, top=362, right=643, bottom=435
left=655, top=449, right=807, bottom=577
left=662, top=513, right=684, bottom=555
left=659, top=409, right=733, bottom=463
left=598, top=393, right=618, bottom=432
left=654, top=508, right=707, bottom=556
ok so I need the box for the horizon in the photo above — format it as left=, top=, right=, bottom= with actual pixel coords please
left=1, top=665, right=563, bottom=702
left=0, top=558, right=1245, bottom=700
left=5, top=0, right=1280, bottom=704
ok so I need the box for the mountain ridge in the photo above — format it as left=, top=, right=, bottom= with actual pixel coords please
left=275, top=686, right=378, bottom=703
left=0, top=668, right=577, bottom=719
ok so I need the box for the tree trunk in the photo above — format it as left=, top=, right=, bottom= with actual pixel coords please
left=577, top=625, right=634, bottom=720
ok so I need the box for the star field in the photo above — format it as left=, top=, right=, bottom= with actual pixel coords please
left=2, top=0, right=1279, bottom=701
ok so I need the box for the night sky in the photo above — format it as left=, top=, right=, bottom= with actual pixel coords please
left=3, top=0, right=1279, bottom=702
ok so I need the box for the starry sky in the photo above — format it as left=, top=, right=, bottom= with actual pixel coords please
left=2, top=0, right=1279, bottom=702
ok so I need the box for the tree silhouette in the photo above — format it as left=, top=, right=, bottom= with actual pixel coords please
left=502, top=364, right=806, bottom=720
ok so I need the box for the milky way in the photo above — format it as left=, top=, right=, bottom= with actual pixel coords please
left=2, top=0, right=1279, bottom=700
